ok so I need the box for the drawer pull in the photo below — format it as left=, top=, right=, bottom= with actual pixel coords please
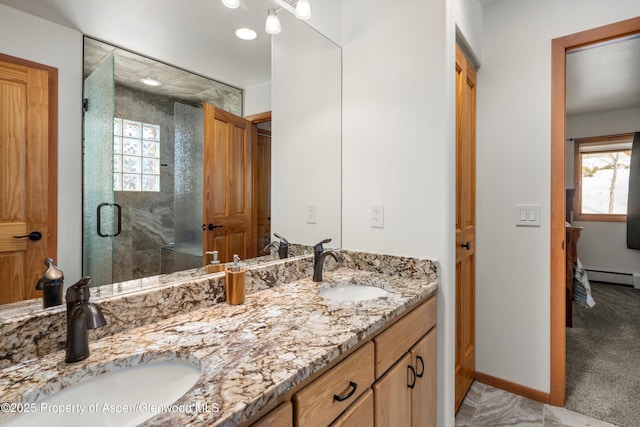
left=416, top=355, right=425, bottom=378
left=333, top=381, right=358, bottom=402
left=408, top=365, right=417, bottom=389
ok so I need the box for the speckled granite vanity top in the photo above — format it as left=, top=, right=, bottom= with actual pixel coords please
left=0, top=251, right=437, bottom=426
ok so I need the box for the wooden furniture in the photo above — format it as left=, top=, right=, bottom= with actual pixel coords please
left=565, top=226, right=582, bottom=327
left=252, top=295, right=437, bottom=427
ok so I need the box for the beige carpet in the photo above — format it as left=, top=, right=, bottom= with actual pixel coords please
left=565, top=281, right=640, bottom=427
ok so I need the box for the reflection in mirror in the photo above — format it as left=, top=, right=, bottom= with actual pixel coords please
left=0, top=2, right=342, bottom=313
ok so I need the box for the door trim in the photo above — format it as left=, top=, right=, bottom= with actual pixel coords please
left=0, top=52, right=58, bottom=266
left=549, top=16, right=640, bottom=406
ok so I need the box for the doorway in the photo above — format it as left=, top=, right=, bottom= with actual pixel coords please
left=549, top=16, right=640, bottom=406
left=0, top=53, right=58, bottom=304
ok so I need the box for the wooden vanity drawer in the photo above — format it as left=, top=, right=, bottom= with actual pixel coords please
left=373, top=296, right=436, bottom=378
left=294, top=342, right=374, bottom=427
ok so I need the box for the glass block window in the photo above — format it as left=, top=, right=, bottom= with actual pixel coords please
left=113, top=118, right=160, bottom=192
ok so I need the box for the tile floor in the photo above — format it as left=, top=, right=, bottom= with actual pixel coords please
left=455, top=382, right=617, bottom=426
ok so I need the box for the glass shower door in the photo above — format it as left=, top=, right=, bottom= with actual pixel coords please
left=173, top=102, right=204, bottom=270
left=83, top=54, right=116, bottom=286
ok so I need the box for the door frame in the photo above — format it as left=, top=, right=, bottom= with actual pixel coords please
left=0, top=52, right=58, bottom=266
left=549, top=16, right=640, bottom=406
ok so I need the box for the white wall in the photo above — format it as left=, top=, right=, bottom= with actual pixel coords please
left=272, top=12, right=342, bottom=248
left=453, top=0, right=483, bottom=63
left=566, top=107, right=640, bottom=280
left=243, top=80, right=271, bottom=117
left=341, top=0, right=457, bottom=424
left=478, top=0, right=640, bottom=394
left=0, top=4, right=83, bottom=282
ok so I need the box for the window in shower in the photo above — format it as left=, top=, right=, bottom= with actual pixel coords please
left=113, top=117, right=161, bottom=192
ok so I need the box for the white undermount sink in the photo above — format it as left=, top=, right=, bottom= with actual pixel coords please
left=319, top=284, right=390, bottom=302
left=4, top=361, right=201, bottom=427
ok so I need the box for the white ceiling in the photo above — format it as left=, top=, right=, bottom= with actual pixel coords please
left=566, top=34, right=640, bottom=116
left=2, top=0, right=639, bottom=116
left=0, top=0, right=274, bottom=89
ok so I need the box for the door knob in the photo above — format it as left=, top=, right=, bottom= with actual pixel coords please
left=461, top=242, right=471, bottom=250
left=13, top=231, right=42, bottom=241
left=202, top=223, right=223, bottom=231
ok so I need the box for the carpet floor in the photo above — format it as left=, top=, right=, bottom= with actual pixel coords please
left=566, top=281, right=640, bottom=427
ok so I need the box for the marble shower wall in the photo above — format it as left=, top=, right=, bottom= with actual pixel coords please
left=113, top=84, right=181, bottom=282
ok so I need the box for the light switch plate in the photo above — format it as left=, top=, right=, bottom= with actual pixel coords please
left=515, top=204, right=541, bottom=227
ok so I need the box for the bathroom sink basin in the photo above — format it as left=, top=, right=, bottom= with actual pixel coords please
left=4, top=361, right=201, bottom=427
left=320, top=284, right=390, bottom=302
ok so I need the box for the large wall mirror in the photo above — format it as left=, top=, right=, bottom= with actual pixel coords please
left=0, top=0, right=341, bottom=306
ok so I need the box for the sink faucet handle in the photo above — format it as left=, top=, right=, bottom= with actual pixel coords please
left=65, top=276, right=92, bottom=304
left=36, top=258, right=64, bottom=290
left=274, top=232, right=289, bottom=245
left=314, top=238, right=332, bottom=252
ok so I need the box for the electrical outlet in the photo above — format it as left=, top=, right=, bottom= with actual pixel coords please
left=306, top=204, right=317, bottom=224
left=371, top=205, right=384, bottom=228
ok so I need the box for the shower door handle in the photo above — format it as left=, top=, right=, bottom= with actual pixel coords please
left=97, top=203, right=122, bottom=237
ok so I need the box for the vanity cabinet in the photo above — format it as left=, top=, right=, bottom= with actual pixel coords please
left=373, top=297, right=437, bottom=427
left=251, top=402, right=292, bottom=427
left=293, top=342, right=374, bottom=427
left=254, top=296, right=436, bottom=427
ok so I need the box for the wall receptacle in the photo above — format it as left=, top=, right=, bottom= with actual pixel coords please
left=306, top=204, right=317, bottom=224
left=371, top=205, right=384, bottom=228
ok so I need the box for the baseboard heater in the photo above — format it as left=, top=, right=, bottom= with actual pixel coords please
left=584, top=269, right=640, bottom=288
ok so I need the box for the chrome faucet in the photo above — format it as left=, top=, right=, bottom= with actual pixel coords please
left=65, top=277, right=106, bottom=363
left=35, top=258, right=64, bottom=309
left=312, top=238, right=343, bottom=282
left=263, top=232, right=289, bottom=259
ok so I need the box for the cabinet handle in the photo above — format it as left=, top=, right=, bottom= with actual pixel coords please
left=333, top=381, right=358, bottom=402
left=416, top=355, right=425, bottom=378
left=407, top=365, right=417, bottom=389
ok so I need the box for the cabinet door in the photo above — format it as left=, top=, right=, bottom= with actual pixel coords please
left=373, top=353, right=412, bottom=427
left=331, top=389, right=374, bottom=427
left=411, top=329, right=436, bottom=427
left=252, top=401, right=292, bottom=427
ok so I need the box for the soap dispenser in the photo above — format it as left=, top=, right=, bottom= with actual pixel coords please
left=205, top=250, right=224, bottom=274
left=35, top=258, right=64, bottom=309
left=225, top=254, right=246, bottom=305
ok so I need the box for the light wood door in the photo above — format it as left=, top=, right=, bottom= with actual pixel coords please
left=203, top=104, right=256, bottom=263
left=411, top=329, right=436, bottom=427
left=455, top=44, right=477, bottom=411
left=373, top=352, right=412, bottom=427
left=0, top=56, right=56, bottom=304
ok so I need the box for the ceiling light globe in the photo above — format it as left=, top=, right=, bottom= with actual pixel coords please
left=222, top=0, right=240, bottom=9
left=266, top=10, right=281, bottom=35
left=295, top=0, right=311, bottom=20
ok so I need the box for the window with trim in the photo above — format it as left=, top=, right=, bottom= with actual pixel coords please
left=113, top=118, right=161, bottom=192
left=573, top=134, right=632, bottom=222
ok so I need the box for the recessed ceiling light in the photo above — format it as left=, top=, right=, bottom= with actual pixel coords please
left=222, top=0, right=239, bottom=8
left=139, top=77, right=162, bottom=87
left=235, top=28, right=257, bottom=41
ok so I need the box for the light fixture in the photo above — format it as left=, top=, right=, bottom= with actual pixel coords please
left=268, top=0, right=312, bottom=33
left=294, top=0, right=311, bottom=20
left=221, top=0, right=239, bottom=9
left=139, top=77, right=162, bottom=87
left=235, top=27, right=257, bottom=40
left=265, top=9, right=281, bottom=35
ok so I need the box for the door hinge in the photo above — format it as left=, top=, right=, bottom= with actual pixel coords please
left=83, top=98, right=89, bottom=112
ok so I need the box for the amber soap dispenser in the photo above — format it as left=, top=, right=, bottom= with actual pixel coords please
left=225, top=254, right=246, bottom=305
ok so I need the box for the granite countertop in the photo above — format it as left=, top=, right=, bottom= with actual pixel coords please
left=0, top=264, right=437, bottom=426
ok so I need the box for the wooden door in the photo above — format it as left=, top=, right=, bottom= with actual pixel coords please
left=373, top=353, right=412, bottom=427
left=255, top=127, right=271, bottom=256
left=455, top=44, right=476, bottom=411
left=411, top=329, right=436, bottom=427
left=0, top=55, right=57, bottom=304
left=203, top=104, right=256, bottom=263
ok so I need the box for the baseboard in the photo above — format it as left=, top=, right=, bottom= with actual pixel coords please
left=475, top=371, right=550, bottom=404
